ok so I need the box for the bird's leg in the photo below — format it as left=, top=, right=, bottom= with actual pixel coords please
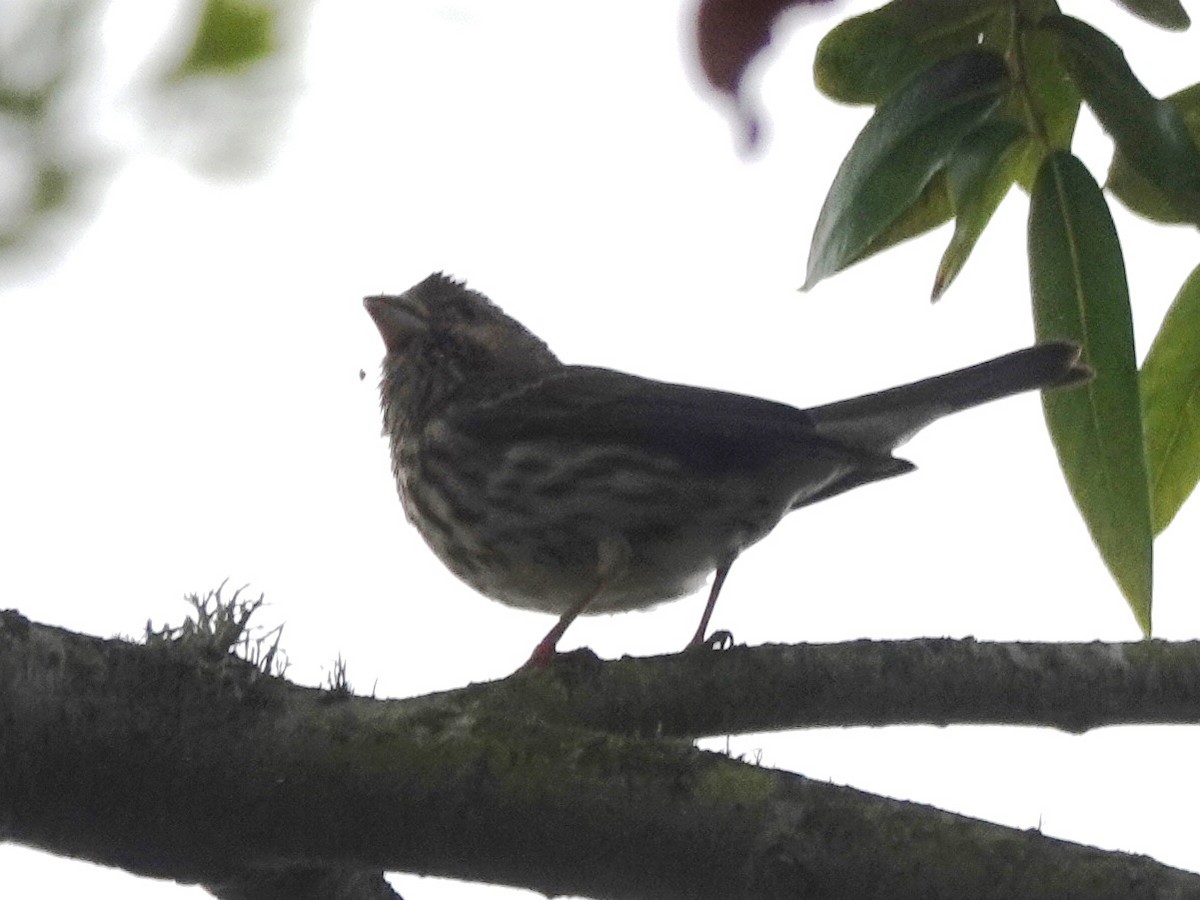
left=688, top=556, right=736, bottom=648
left=525, top=586, right=603, bottom=668
left=526, top=535, right=630, bottom=668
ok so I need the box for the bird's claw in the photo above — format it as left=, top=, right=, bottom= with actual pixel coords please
left=689, top=629, right=734, bottom=652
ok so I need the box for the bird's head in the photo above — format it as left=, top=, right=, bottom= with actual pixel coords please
left=365, top=273, right=561, bottom=433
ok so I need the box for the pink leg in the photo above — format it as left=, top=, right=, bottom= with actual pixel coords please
left=526, top=588, right=602, bottom=668
left=526, top=537, right=633, bottom=667
left=688, top=558, right=735, bottom=648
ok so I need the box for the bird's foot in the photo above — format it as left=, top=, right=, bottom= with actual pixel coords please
left=688, top=629, right=735, bottom=652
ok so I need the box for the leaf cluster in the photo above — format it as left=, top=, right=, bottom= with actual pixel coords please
left=808, top=0, right=1200, bottom=633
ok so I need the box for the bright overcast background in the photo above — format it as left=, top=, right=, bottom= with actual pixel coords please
left=2, top=1, right=1198, bottom=897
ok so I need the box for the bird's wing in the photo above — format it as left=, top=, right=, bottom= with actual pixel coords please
left=448, top=366, right=898, bottom=476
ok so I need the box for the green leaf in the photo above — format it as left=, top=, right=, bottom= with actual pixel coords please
left=856, top=171, right=953, bottom=264
left=1141, top=264, right=1200, bottom=534
left=814, top=0, right=1003, bottom=106
left=172, top=0, right=275, bottom=78
left=1109, top=82, right=1200, bottom=224
left=1029, top=151, right=1152, bottom=635
left=932, top=118, right=1025, bottom=300
left=1007, top=21, right=1080, bottom=188
left=1043, top=14, right=1200, bottom=224
left=805, top=50, right=1008, bottom=291
left=1110, top=0, right=1190, bottom=30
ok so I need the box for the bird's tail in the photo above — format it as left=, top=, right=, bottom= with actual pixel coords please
left=805, top=341, right=1091, bottom=452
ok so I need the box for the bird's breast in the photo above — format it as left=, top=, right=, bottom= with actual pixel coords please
left=390, top=423, right=861, bottom=616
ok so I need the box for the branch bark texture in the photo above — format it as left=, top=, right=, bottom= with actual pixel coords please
left=3, top=610, right=1199, bottom=899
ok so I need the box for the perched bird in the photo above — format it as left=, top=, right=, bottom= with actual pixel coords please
left=366, top=273, right=1090, bottom=665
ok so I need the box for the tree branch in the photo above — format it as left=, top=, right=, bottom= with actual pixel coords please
left=472, top=638, right=1200, bottom=738
left=3, top=610, right=1198, bottom=899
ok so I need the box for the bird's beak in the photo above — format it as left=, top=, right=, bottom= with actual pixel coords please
left=365, top=295, right=426, bottom=350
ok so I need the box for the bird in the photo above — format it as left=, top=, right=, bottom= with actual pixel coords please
left=365, top=273, right=1090, bottom=665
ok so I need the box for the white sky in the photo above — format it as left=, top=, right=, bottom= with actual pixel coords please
left=2, top=1, right=1198, bottom=897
